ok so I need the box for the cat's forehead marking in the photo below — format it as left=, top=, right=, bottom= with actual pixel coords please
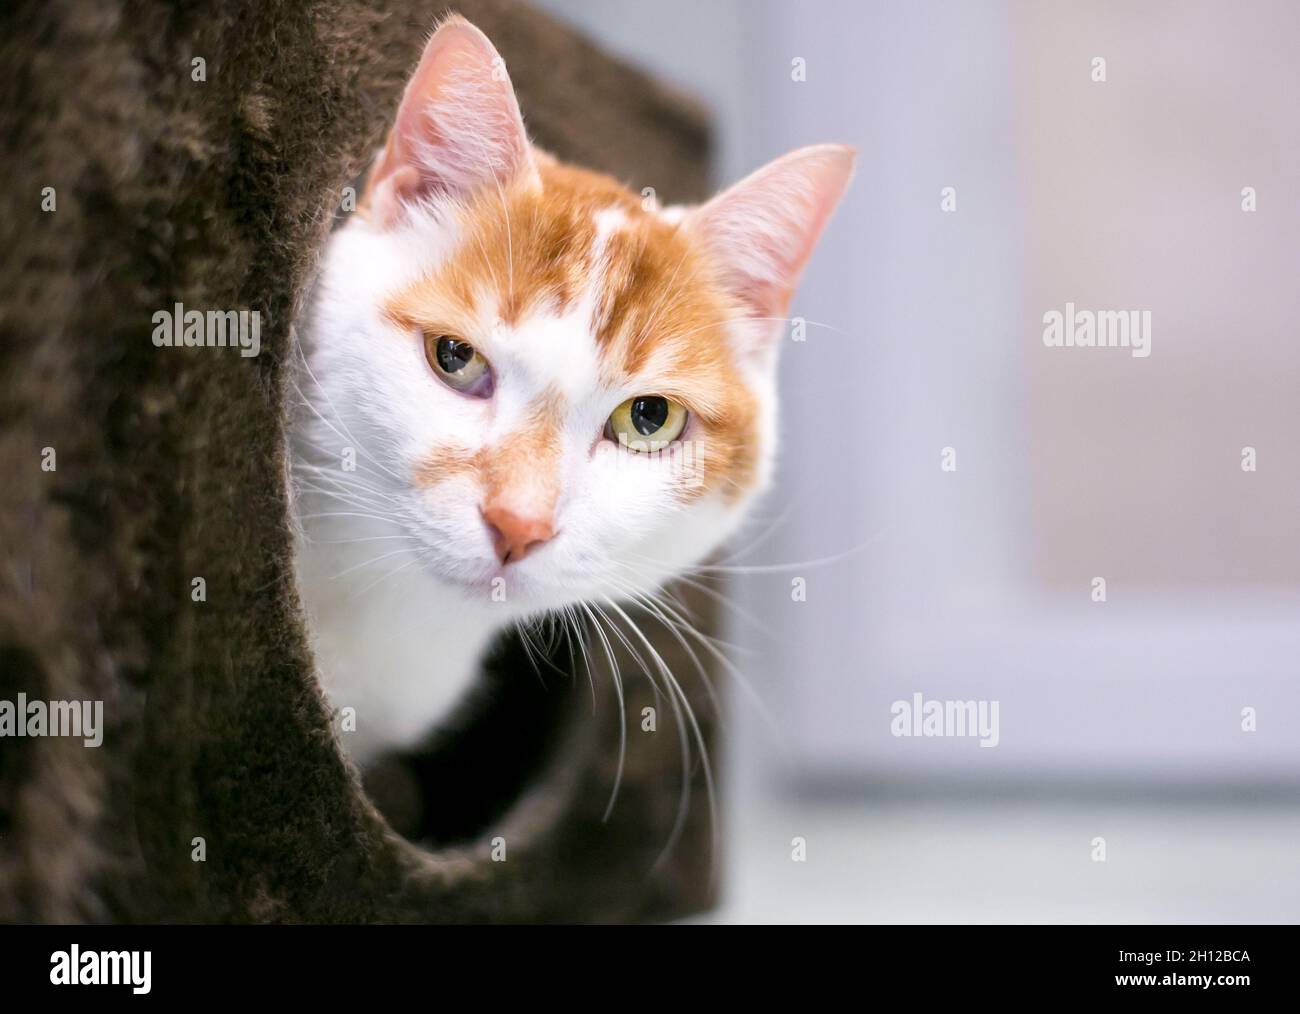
left=491, top=202, right=629, bottom=401
left=592, top=205, right=629, bottom=241
left=498, top=309, right=596, bottom=401
left=384, top=163, right=634, bottom=335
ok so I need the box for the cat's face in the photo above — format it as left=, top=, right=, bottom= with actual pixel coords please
left=298, top=16, right=851, bottom=614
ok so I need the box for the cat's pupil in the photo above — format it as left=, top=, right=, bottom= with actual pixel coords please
left=630, top=396, right=669, bottom=435
left=436, top=337, right=474, bottom=373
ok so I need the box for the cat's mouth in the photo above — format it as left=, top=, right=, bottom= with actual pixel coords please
left=405, top=524, right=619, bottom=609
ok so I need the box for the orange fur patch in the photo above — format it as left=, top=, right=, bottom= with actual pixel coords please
left=414, top=391, right=565, bottom=518
left=383, top=156, right=760, bottom=498
left=478, top=390, right=564, bottom=517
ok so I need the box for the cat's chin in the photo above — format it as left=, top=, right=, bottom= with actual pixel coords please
left=425, top=558, right=633, bottom=619
left=426, top=561, right=574, bottom=612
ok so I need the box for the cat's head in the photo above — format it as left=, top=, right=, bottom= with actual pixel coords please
left=301, top=16, right=852, bottom=613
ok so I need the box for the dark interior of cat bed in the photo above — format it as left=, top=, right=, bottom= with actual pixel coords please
left=0, top=0, right=721, bottom=923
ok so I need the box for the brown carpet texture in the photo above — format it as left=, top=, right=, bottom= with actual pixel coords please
left=0, top=0, right=720, bottom=923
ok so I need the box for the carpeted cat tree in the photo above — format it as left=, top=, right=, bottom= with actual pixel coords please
left=0, top=0, right=720, bottom=922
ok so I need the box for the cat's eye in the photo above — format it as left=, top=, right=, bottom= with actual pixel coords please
left=425, top=333, right=491, bottom=396
left=605, top=395, right=688, bottom=452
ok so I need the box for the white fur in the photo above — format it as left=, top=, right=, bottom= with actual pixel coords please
left=291, top=203, right=774, bottom=765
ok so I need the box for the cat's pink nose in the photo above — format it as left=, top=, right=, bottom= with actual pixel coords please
left=481, top=505, right=555, bottom=565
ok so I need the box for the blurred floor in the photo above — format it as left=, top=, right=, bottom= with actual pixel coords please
left=687, top=696, right=1300, bottom=923
left=702, top=789, right=1300, bottom=923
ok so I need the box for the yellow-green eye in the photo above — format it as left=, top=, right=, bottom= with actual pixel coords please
left=606, top=395, right=688, bottom=452
left=425, top=333, right=492, bottom=396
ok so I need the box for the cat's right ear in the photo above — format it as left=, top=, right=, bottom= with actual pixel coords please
left=362, top=16, right=537, bottom=227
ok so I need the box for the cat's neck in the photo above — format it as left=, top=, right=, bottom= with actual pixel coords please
left=295, top=531, right=505, bottom=765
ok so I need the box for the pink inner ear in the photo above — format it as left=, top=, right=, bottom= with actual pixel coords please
left=366, top=17, right=535, bottom=224
left=689, top=144, right=855, bottom=322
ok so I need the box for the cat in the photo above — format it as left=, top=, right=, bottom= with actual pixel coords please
left=291, top=15, right=852, bottom=767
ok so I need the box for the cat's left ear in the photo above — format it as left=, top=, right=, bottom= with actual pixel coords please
left=686, top=144, right=854, bottom=359
left=363, top=16, right=537, bottom=226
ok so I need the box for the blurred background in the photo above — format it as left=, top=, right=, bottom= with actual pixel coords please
left=536, top=0, right=1300, bottom=921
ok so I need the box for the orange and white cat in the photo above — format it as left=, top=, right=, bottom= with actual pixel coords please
left=291, top=16, right=852, bottom=765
